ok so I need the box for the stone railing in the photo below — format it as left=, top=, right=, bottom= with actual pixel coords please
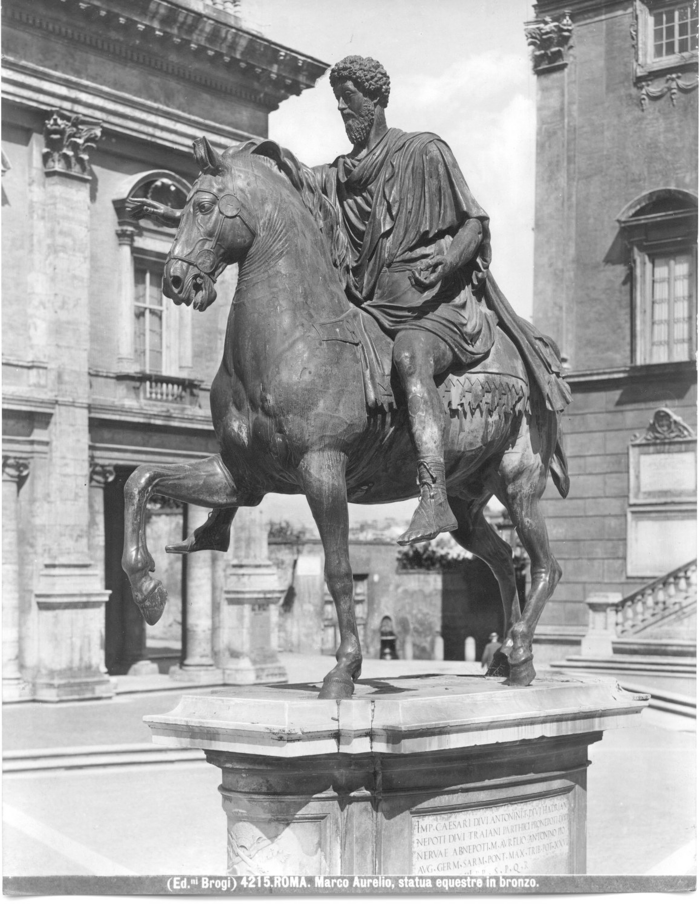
left=616, top=560, right=696, bottom=637
left=116, top=372, right=203, bottom=407
left=581, top=560, right=697, bottom=658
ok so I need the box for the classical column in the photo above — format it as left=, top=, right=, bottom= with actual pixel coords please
left=33, top=111, right=112, bottom=701
left=223, top=507, right=287, bottom=684
left=171, top=504, right=222, bottom=683
left=115, top=225, right=137, bottom=369
left=2, top=457, right=32, bottom=701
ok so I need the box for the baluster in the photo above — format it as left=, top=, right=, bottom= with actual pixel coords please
left=676, top=570, right=687, bottom=593
left=615, top=606, right=624, bottom=635
left=643, top=588, right=655, bottom=620
left=665, top=578, right=676, bottom=608
left=634, top=593, right=645, bottom=627
left=622, top=601, right=634, bottom=633
left=688, top=566, right=697, bottom=589
left=655, top=583, right=666, bottom=613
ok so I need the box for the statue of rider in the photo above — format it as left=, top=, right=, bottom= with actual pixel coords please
left=313, top=55, right=497, bottom=545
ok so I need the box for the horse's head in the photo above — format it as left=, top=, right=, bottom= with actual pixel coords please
left=163, top=137, right=260, bottom=310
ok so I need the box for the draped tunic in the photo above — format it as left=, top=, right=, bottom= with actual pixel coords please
left=313, top=128, right=497, bottom=367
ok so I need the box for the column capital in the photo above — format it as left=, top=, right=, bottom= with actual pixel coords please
left=115, top=225, right=138, bottom=246
left=89, top=462, right=116, bottom=488
left=525, top=11, right=573, bottom=73
left=43, top=110, right=102, bottom=180
left=2, top=456, right=30, bottom=484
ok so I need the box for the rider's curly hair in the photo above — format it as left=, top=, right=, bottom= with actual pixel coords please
left=329, top=56, right=391, bottom=108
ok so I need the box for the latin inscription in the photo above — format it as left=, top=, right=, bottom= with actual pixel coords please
left=412, top=795, right=570, bottom=875
left=639, top=451, right=696, bottom=496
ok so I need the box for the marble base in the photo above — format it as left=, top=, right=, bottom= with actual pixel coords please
left=145, top=672, right=648, bottom=877
left=33, top=673, right=114, bottom=702
left=2, top=677, right=34, bottom=703
left=169, top=664, right=224, bottom=684
left=223, top=655, right=287, bottom=686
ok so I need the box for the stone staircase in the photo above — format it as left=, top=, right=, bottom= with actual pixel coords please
left=552, top=561, right=696, bottom=727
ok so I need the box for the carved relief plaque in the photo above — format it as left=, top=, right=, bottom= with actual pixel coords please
left=412, top=794, right=570, bottom=875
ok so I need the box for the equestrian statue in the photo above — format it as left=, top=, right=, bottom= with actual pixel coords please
left=123, top=56, right=571, bottom=698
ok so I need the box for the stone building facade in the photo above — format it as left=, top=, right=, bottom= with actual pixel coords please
left=268, top=536, right=503, bottom=664
left=1, top=0, right=326, bottom=700
left=526, top=0, right=697, bottom=659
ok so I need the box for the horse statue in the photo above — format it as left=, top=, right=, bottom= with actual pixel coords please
left=122, top=136, right=570, bottom=698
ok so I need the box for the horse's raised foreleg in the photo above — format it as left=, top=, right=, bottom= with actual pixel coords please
left=300, top=450, right=361, bottom=700
left=497, top=445, right=561, bottom=687
left=122, top=454, right=248, bottom=625
left=448, top=495, right=520, bottom=678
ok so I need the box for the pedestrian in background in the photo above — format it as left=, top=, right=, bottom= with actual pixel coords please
left=481, top=632, right=500, bottom=670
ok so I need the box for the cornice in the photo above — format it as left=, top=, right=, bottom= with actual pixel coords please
left=566, top=360, right=697, bottom=386
left=2, top=58, right=258, bottom=153
left=3, top=0, right=328, bottom=112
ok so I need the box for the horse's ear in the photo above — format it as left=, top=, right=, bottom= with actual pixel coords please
left=193, top=136, right=223, bottom=175
left=252, top=140, right=302, bottom=190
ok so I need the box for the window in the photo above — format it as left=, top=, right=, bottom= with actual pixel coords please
left=649, top=252, right=694, bottom=362
left=636, top=1, right=699, bottom=77
left=113, top=172, right=192, bottom=379
left=616, top=189, right=697, bottom=365
left=652, top=5, right=698, bottom=59
left=134, top=263, right=164, bottom=373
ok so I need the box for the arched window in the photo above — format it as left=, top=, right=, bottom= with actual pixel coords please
left=113, top=172, right=191, bottom=379
left=617, top=189, right=697, bottom=365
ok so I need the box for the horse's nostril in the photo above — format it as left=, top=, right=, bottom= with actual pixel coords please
left=170, top=275, right=183, bottom=292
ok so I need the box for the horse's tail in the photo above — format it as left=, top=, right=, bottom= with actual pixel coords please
left=549, top=421, right=570, bottom=498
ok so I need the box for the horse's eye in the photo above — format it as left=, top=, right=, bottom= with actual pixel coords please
left=197, top=201, right=215, bottom=214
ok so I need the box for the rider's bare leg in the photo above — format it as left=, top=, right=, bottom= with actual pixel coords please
left=394, top=330, right=457, bottom=545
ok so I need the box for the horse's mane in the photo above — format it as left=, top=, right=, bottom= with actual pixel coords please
left=233, top=140, right=353, bottom=288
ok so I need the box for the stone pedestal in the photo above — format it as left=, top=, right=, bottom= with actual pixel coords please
left=223, top=508, right=286, bottom=685
left=146, top=673, right=648, bottom=876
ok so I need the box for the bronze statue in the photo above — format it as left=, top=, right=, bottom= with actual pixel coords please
left=123, top=57, right=571, bottom=698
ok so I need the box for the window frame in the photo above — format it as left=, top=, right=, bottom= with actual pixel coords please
left=633, top=240, right=697, bottom=365
left=635, top=0, right=699, bottom=78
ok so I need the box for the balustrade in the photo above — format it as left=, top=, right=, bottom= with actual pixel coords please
left=585, top=560, right=696, bottom=655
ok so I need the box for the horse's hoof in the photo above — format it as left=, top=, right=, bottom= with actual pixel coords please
left=486, top=651, right=510, bottom=678
left=135, top=582, right=168, bottom=626
left=318, top=672, right=355, bottom=700
left=505, top=657, right=536, bottom=687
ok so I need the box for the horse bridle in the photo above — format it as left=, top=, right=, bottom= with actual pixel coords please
left=170, top=188, right=254, bottom=277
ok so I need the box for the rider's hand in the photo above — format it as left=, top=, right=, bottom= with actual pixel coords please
left=410, top=254, right=454, bottom=291
left=126, top=197, right=167, bottom=220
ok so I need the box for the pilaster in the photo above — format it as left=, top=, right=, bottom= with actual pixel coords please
left=2, top=456, right=32, bottom=701
left=223, top=508, right=287, bottom=685
left=32, top=110, right=113, bottom=701
left=170, top=504, right=223, bottom=684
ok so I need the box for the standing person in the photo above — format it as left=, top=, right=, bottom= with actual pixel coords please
left=481, top=632, right=501, bottom=670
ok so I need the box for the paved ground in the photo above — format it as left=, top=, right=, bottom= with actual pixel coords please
left=2, top=654, right=696, bottom=881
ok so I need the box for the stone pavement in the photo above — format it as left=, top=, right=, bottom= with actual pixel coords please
left=2, top=654, right=696, bottom=880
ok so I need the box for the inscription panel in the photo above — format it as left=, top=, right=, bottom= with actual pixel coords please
left=639, top=451, right=696, bottom=496
left=412, top=794, right=570, bottom=875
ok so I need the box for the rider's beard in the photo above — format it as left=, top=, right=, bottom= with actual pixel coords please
left=344, top=98, right=375, bottom=147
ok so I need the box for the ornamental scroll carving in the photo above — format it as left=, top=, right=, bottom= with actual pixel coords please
left=638, top=71, right=699, bottom=109
left=2, top=456, right=30, bottom=484
left=43, top=111, right=102, bottom=177
left=525, top=11, right=573, bottom=72
left=632, top=407, right=696, bottom=443
left=89, top=462, right=116, bottom=488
